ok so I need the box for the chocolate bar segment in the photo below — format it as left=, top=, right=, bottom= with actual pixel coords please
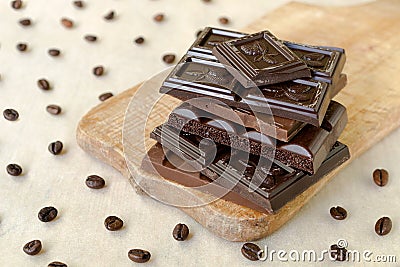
left=212, top=30, right=311, bottom=87
left=145, top=125, right=350, bottom=213
left=165, top=101, right=347, bottom=174
left=160, top=55, right=331, bottom=126
left=188, top=27, right=246, bottom=60
left=285, top=41, right=346, bottom=85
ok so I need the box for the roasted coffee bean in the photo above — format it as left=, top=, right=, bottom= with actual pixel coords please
left=16, top=42, right=28, bottom=52
left=61, top=18, right=74, bottom=28
left=134, top=37, right=145, bottom=44
left=84, top=35, right=97, bottom=42
left=330, top=206, right=347, bottom=220
left=37, top=79, right=50, bottom=90
left=128, top=249, right=151, bottom=263
left=86, top=175, right=105, bottom=189
left=93, top=66, right=104, bottom=76
left=73, top=0, right=84, bottom=8
left=38, top=206, right=58, bottom=222
left=330, top=244, right=347, bottom=261
left=48, top=141, right=63, bottom=155
left=11, top=0, right=23, bottom=9
left=99, top=92, right=113, bottom=101
left=6, top=163, right=22, bottom=176
left=202, top=0, right=211, bottom=2
left=48, top=49, right=61, bottom=57
left=46, top=105, right=62, bottom=115
left=3, top=109, right=19, bottom=121
left=219, top=17, right=229, bottom=25
left=23, top=240, right=42, bottom=255
left=241, top=243, right=261, bottom=261
left=48, top=261, right=67, bottom=267
left=19, top=18, right=31, bottom=26
left=196, top=30, right=203, bottom=37
left=104, top=10, right=115, bottom=20
left=373, top=169, right=389, bottom=186
left=104, top=216, right=123, bottom=231
left=375, top=217, right=392, bottom=236
left=153, top=13, right=164, bottom=22
left=162, top=54, right=175, bottom=64
left=172, top=223, right=189, bottom=241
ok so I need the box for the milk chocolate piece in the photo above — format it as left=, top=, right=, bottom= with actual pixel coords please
left=165, top=101, right=347, bottom=174
left=187, top=74, right=346, bottom=143
left=160, top=55, right=330, bottom=126
left=145, top=126, right=350, bottom=213
left=188, top=98, right=305, bottom=142
left=212, top=30, right=311, bottom=86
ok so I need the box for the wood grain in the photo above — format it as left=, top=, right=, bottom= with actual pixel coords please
left=77, top=0, right=400, bottom=241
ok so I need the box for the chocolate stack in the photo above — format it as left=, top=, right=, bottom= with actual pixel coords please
left=142, top=27, right=350, bottom=214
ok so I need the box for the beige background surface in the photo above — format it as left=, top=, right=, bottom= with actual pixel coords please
left=0, top=0, right=399, bottom=266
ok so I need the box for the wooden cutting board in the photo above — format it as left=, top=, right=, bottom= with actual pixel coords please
left=76, top=0, right=400, bottom=241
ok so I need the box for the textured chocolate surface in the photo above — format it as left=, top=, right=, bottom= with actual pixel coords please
left=160, top=55, right=331, bottom=126
left=212, top=30, right=311, bottom=86
left=188, top=27, right=346, bottom=91
left=286, top=41, right=346, bottom=85
left=165, top=101, right=347, bottom=174
left=145, top=125, right=350, bottom=213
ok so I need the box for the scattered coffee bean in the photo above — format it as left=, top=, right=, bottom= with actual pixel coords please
left=37, top=79, right=51, bottom=90
left=241, top=243, right=261, bottom=261
left=46, top=105, right=62, bottom=115
left=73, top=0, right=84, bottom=8
left=6, top=163, right=23, bottom=176
left=61, top=18, right=74, bottom=28
left=48, top=49, right=61, bottom=57
left=162, top=54, right=175, bottom=64
left=196, top=30, right=203, bottom=37
left=48, top=261, right=67, bottom=267
left=84, top=35, right=97, bottom=42
left=19, top=18, right=31, bottom=26
left=219, top=17, right=229, bottom=25
left=128, top=249, right=151, bottom=263
left=38, top=206, right=58, bottom=222
left=11, top=0, right=23, bottom=9
left=99, top=92, right=113, bottom=102
left=16, top=42, right=28, bottom=52
left=104, top=10, right=115, bottom=20
left=3, top=109, right=19, bottom=121
left=86, top=175, right=105, bottom=189
left=330, top=206, right=347, bottom=220
left=330, top=244, right=347, bottom=261
left=153, top=13, right=164, bottom=22
left=172, top=223, right=189, bottom=241
left=104, top=216, right=123, bottom=231
left=134, top=36, right=145, bottom=44
left=375, top=216, right=392, bottom=236
left=93, top=66, right=104, bottom=76
left=23, top=240, right=42, bottom=255
left=373, top=169, right=389, bottom=187
left=202, top=0, right=211, bottom=3
left=48, top=141, right=64, bottom=155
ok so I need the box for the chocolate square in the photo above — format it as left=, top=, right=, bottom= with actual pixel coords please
left=213, top=30, right=311, bottom=87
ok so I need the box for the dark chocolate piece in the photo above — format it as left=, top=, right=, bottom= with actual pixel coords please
left=188, top=27, right=346, bottom=93
left=165, top=101, right=347, bottom=174
left=160, top=55, right=331, bottom=126
left=145, top=125, right=350, bottom=213
left=286, top=41, right=346, bottom=85
left=212, top=30, right=311, bottom=86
